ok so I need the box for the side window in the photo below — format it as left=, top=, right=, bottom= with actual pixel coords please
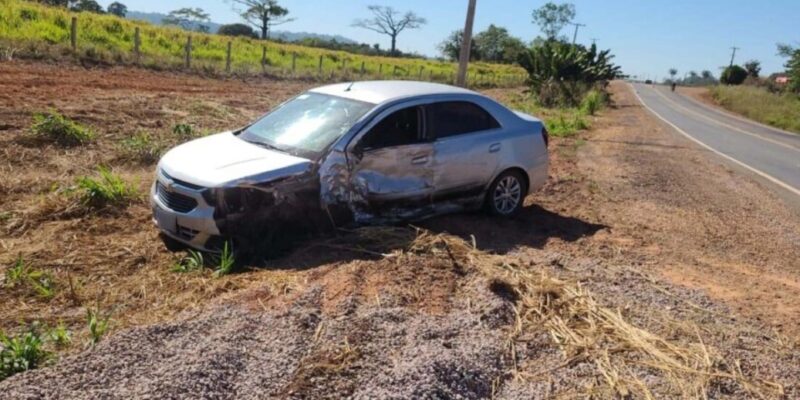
left=428, top=101, right=500, bottom=139
left=358, top=106, right=422, bottom=151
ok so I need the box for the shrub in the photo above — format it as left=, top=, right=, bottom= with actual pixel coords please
left=30, top=111, right=94, bottom=145
left=720, top=65, right=747, bottom=85
left=518, top=40, right=620, bottom=107
left=0, top=328, right=49, bottom=381
left=76, top=167, right=138, bottom=209
left=119, top=131, right=164, bottom=164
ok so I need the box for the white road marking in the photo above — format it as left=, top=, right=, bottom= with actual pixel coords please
left=630, top=83, right=800, bottom=198
left=677, top=90, right=800, bottom=138
left=652, top=87, right=800, bottom=153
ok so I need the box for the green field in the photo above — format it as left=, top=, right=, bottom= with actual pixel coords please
left=0, top=0, right=526, bottom=87
left=710, top=85, right=800, bottom=134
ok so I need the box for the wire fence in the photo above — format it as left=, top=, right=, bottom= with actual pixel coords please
left=11, top=15, right=528, bottom=88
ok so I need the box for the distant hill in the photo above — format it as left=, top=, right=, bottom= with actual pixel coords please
left=125, top=11, right=355, bottom=44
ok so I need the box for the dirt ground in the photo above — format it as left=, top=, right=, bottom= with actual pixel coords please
left=1, top=61, right=800, bottom=398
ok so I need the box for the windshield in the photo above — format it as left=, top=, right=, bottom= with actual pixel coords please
left=238, top=92, right=374, bottom=158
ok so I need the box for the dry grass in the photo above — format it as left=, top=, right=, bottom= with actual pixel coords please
left=710, top=85, right=800, bottom=134
left=373, top=227, right=785, bottom=399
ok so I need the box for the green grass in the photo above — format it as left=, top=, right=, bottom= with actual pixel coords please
left=213, top=242, right=235, bottom=278
left=505, top=92, right=594, bottom=138
left=0, top=328, right=49, bottom=381
left=0, top=0, right=525, bottom=87
left=30, top=110, right=94, bottom=145
left=75, top=167, right=138, bottom=209
left=47, top=322, right=71, bottom=348
left=710, top=85, right=800, bottom=134
left=3, top=256, right=56, bottom=300
left=86, top=308, right=109, bottom=345
left=171, top=250, right=204, bottom=273
left=119, top=131, right=164, bottom=164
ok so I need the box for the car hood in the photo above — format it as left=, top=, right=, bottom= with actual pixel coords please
left=158, top=132, right=313, bottom=188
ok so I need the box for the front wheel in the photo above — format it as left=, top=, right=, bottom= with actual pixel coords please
left=485, top=170, right=527, bottom=216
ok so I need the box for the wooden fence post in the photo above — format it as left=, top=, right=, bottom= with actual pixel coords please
left=70, top=16, right=77, bottom=51
left=342, top=59, right=347, bottom=75
left=225, top=41, right=232, bottom=73
left=418, top=66, right=424, bottom=80
left=318, top=55, right=323, bottom=76
left=393, top=65, right=398, bottom=76
left=360, top=61, right=365, bottom=76
left=292, top=53, right=297, bottom=74
left=184, top=35, right=192, bottom=69
left=261, top=46, right=267, bottom=72
left=378, top=64, right=383, bottom=76
left=133, top=27, right=141, bottom=64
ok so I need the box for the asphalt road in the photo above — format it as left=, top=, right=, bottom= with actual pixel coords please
left=631, top=83, right=800, bottom=197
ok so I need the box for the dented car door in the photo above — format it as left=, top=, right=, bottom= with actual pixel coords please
left=347, top=104, right=434, bottom=217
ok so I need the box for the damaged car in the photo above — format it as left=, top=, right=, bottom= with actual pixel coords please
left=151, top=81, right=549, bottom=252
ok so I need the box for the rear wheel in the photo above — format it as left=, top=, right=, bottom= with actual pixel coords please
left=485, top=170, right=527, bottom=216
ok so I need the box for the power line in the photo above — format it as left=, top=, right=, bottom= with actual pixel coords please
left=568, top=22, right=586, bottom=45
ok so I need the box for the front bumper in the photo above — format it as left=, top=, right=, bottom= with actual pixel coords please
left=150, top=171, right=221, bottom=251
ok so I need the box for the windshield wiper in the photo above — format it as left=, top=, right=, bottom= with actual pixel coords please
left=241, top=137, right=282, bottom=152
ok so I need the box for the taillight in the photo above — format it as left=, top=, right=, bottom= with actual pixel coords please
left=541, top=127, right=549, bottom=148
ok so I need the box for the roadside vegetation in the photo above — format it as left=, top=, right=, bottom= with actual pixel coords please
left=0, top=0, right=523, bottom=85
left=30, top=110, right=94, bottom=145
left=710, top=85, right=800, bottom=133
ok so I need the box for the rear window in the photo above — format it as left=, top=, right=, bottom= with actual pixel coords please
left=427, top=101, right=500, bottom=139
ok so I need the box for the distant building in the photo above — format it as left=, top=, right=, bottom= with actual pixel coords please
left=770, top=73, right=790, bottom=85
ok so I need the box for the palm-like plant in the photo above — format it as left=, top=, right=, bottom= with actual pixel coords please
left=518, top=40, right=621, bottom=106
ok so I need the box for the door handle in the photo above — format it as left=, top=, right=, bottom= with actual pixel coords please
left=489, top=143, right=501, bottom=153
left=411, top=156, right=428, bottom=165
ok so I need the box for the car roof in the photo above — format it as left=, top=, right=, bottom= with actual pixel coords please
left=309, top=80, right=479, bottom=105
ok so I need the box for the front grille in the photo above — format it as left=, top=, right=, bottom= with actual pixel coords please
left=156, top=181, right=198, bottom=213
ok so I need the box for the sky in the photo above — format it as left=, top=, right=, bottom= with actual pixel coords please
left=95, top=0, right=800, bottom=81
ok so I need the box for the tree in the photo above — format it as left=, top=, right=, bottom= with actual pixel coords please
left=107, top=2, right=127, bottom=17
left=743, top=59, right=761, bottom=78
left=777, top=43, right=800, bottom=92
left=701, top=70, right=714, bottom=80
left=668, top=68, right=678, bottom=83
left=474, top=24, right=525, bottom=64
left=531, top=2, right=576, bottom=40
left=438, top=30, right=478, bottom=62
left=38, top=0, right=71, bottom=7
left=352, top=5, right=427, bottom=56
left=218, top=23, right=256, bottom=38
left=163, top=8, right=210, bottom=32
left=229, top=0, right=294, bottom=40
left=720, top=65, right=747, bottom=85
left=71, top=0, right=104, bottom=13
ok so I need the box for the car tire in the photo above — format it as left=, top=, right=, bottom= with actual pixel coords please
left=485, top=170, right=527, bottom=217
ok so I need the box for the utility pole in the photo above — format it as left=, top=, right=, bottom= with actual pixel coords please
left=729, top=46, right=739, bottom=67
left=590, top=38, right=598, bottom=46
left=456, top=0, right=477, bottom=87
left=569, top=22, right=586, bottom=44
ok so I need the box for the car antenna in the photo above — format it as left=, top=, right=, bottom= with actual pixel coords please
left=345, top=82, right=355, bottom=92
